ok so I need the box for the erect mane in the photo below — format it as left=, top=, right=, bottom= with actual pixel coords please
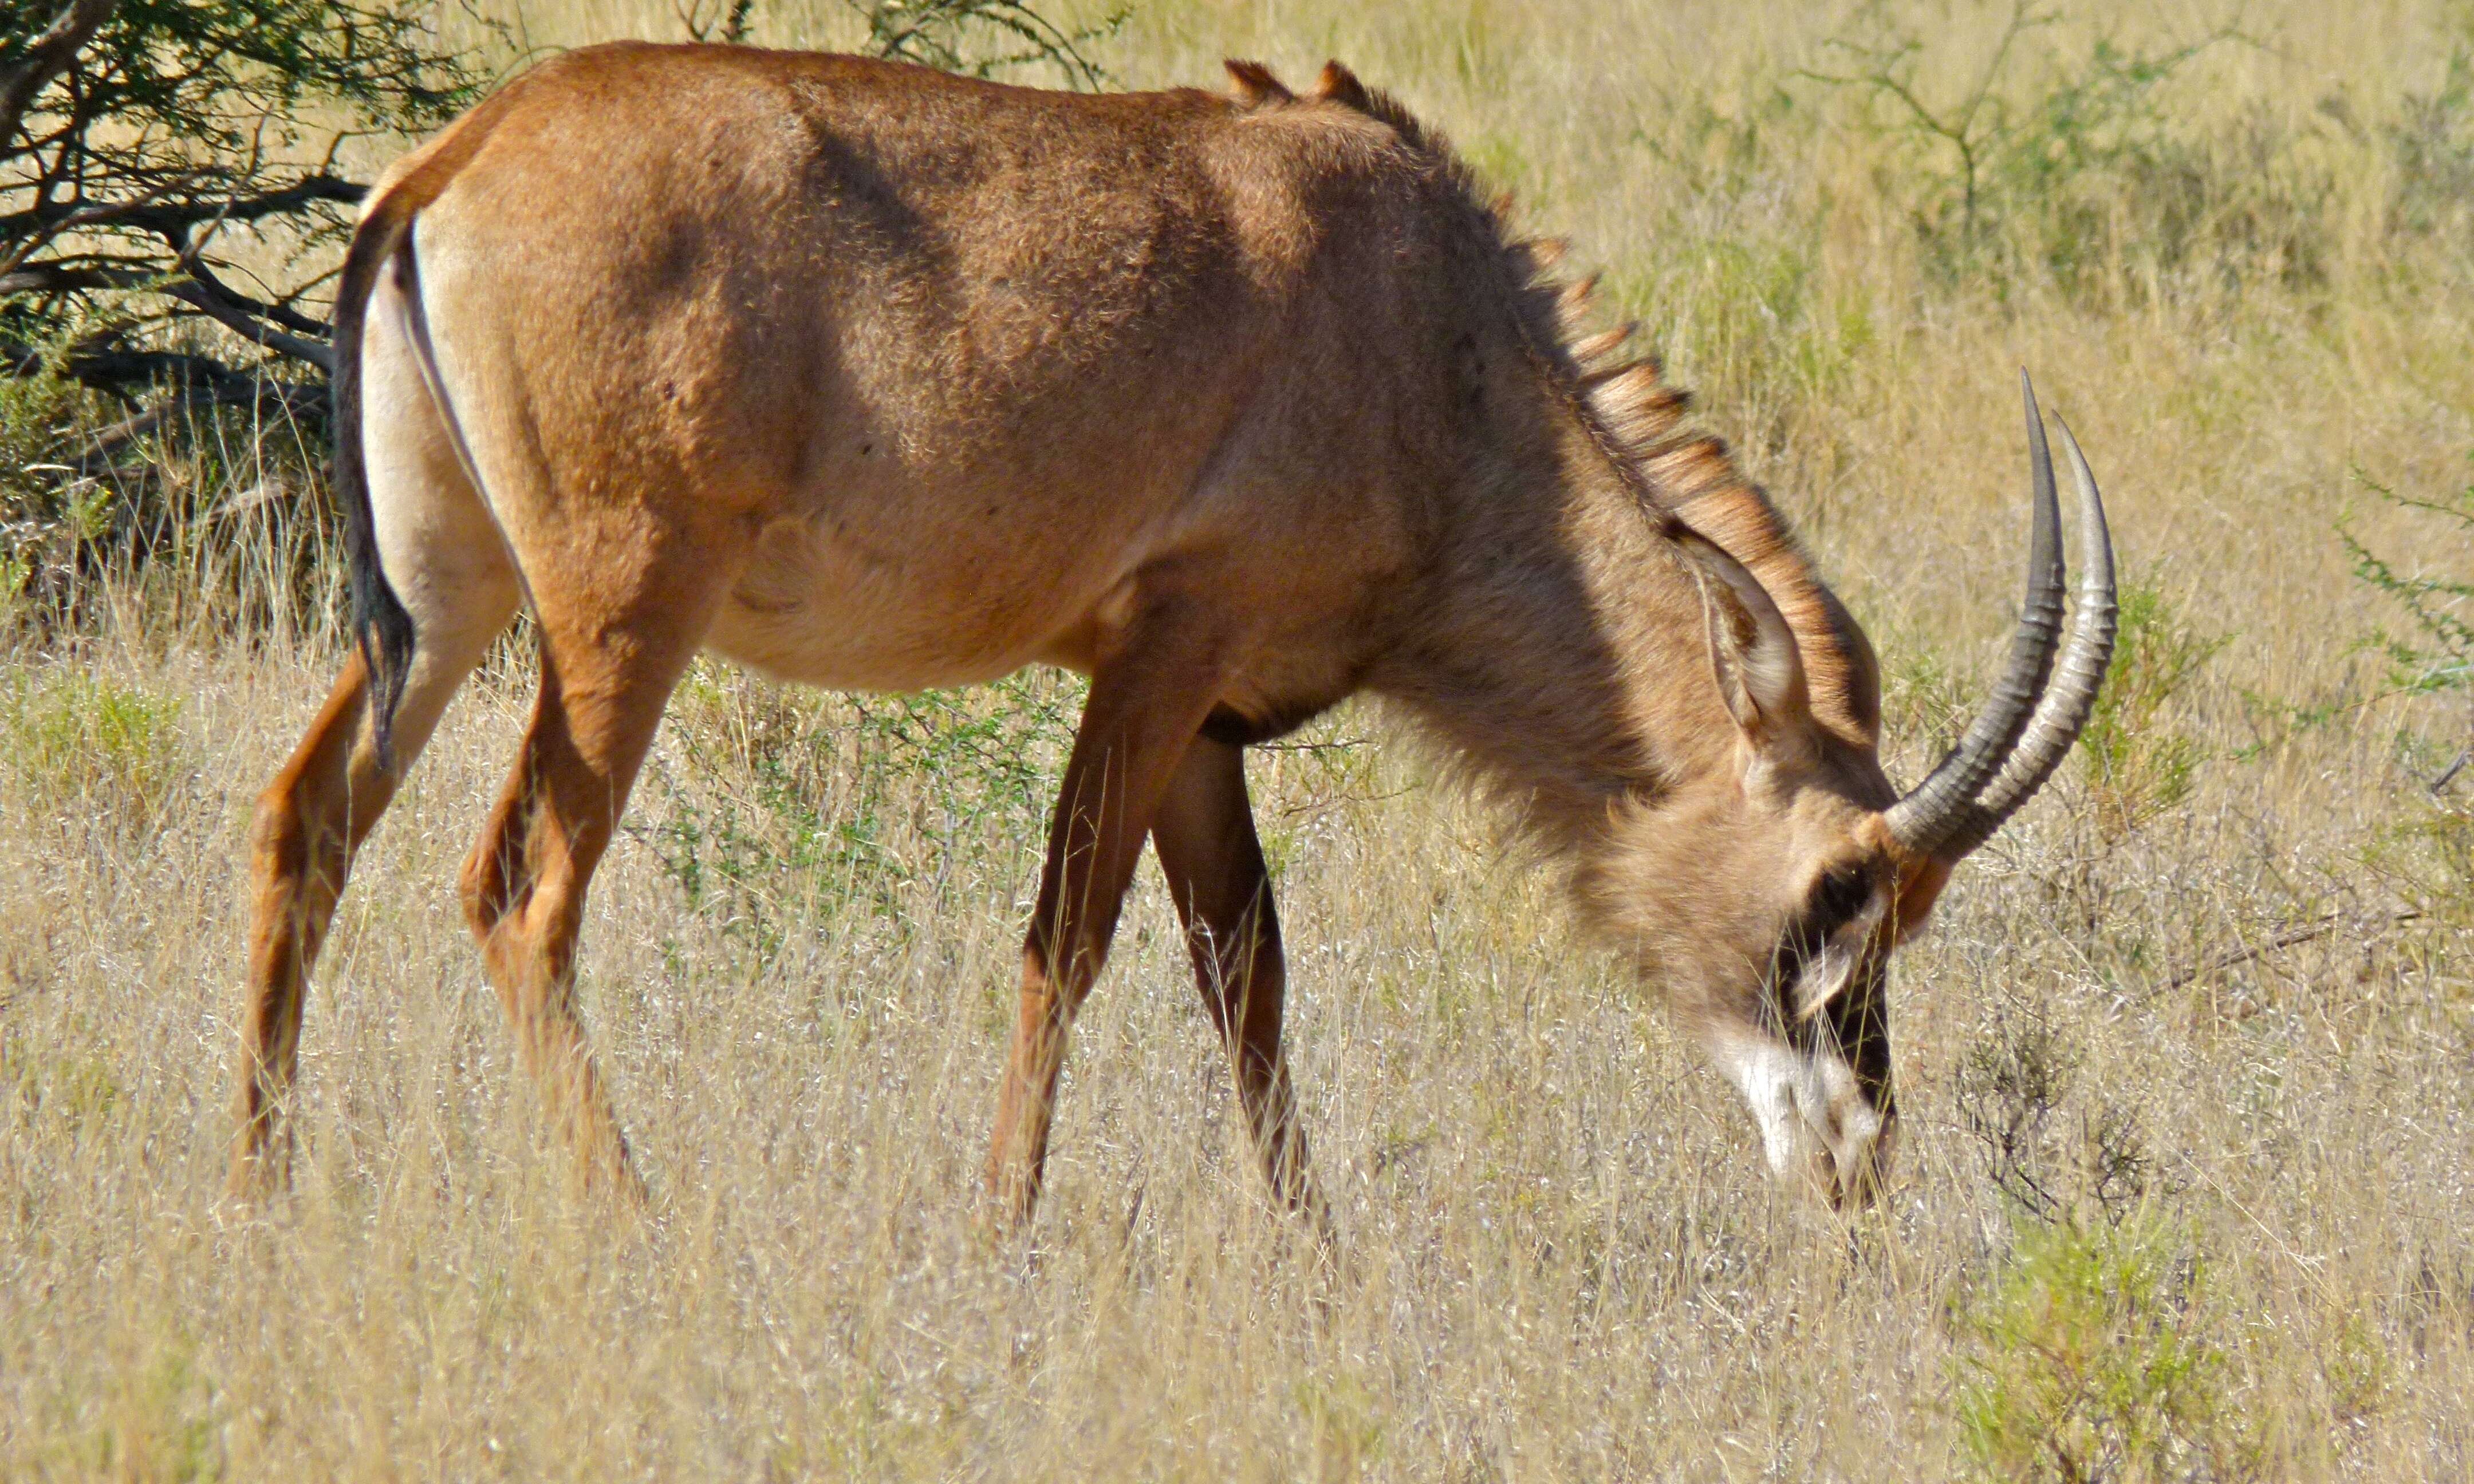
left=1223, top=60, right=1885, bottom=751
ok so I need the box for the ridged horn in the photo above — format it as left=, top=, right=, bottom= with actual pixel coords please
left=1928, top=415, right=2118, bottom=861
left=1883, top=372, right=2069, bottom=857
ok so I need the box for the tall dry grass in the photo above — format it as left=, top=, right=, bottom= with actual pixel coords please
left=4, top=0, right=2472, bottom=1478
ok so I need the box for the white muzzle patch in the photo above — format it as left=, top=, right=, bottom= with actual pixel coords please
left=1711, top=1031, right=1884, bottom=1204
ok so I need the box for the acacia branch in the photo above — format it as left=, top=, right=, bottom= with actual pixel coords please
left=0, top=0, right=118, bottom=152
left=2160, top=909, right=2425, bottom=992
left=0, top=259, right=151, bottom=295
left=0, top=172, right=363, bottom=243
left=160, top=273, right=334, bottom=373
left=0, top=257, right=334, bottom=372
left=5, top=336, right=255, bottom=399
left=182, top=255, right=330, bottom=337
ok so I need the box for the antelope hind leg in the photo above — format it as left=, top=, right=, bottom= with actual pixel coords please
left=233, top=658, right=393, bottom=1197
left=985, top=593, right=1235, bottom=1229
left=231, top=621, right=516, bottom=1195
left=229, top=360, right=518, bottom=1198
left=458, top=561, right=726, bottom=1205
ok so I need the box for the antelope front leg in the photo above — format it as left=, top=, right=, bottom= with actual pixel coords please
left=985, top=593, right=1234, bottom=1229
left=1149, top=736, right=1327, bottom=1230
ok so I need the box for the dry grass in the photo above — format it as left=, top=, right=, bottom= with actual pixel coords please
left=5, top=0, right=2474, bottom=1477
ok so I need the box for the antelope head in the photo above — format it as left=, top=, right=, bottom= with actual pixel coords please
left=1601, top=375, right=2117, bottom=1207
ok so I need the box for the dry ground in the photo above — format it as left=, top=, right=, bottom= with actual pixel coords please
left=5, top=0, right=2473, bottom=1478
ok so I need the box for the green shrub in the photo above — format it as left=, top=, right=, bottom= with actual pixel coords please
left=2388, top=45, right=2474, bottom=243
left=1802, top=3, right=2345, bottom=309
left=1950, top=1215, right=2256, bottom=1483
left=2077, top=582, right=2227, bottom=839
left=1948, top=1004, right=2256, bottom=1480
left=640, top=665, right=1080, bottom=960
left=2342, top=459, right=2473, bottom=705
left=0, top=668, right=187, bottom=827
left=2343, top=456, right=2474, bottom=921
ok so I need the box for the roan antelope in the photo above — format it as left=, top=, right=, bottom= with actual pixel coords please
left=231, top=46, right=2115, bottom=1219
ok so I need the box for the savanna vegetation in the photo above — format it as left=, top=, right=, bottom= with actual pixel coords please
left=3, top=0, right=2471, bottom=1478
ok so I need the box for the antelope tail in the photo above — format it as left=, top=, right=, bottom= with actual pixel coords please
left=329, top=89, right=525, bottom=769
left=332, top=192, right=419, bottom=770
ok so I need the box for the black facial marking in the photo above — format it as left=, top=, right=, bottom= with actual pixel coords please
left=1759, top=860, right=1902, bottom=1150
left=1826, top=954, right=1897, bottom=1123
left=1812, top=863, right=1872, bottom=925
left=1769, top=863, right=1877, bottom=997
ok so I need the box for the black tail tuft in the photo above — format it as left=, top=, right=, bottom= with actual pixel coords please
left=332, top=212, right=419, bottom=771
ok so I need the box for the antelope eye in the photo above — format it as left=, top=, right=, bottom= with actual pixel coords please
left=1772, top=865, right=1876, bottom=996
left=1809, top=865, right=1873, bottom=927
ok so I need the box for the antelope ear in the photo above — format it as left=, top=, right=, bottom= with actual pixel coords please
left=1684, top=530, right=1809, bottom=745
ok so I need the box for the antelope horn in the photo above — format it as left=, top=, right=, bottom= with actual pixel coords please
left=1927, top=415, right=2118, bottom=860
left=1882, top=372, right=2069, bottom=857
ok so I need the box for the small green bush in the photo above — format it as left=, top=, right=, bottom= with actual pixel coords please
left=641, top=665, right=1080, bottom=960
left=2077, top=582, right=2226, bottom=839
left=2342, top=459, right=2473, bottom=705
left=2388, top=45, right=2474, bottom=243
left=1802, top=3, right=2355, bottom=309
left=2343, top=456, right=2473, bottom=921
left=0, top=669, right=187, bottom=827
left=1950, top=1215, right=2257, bottom=1484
